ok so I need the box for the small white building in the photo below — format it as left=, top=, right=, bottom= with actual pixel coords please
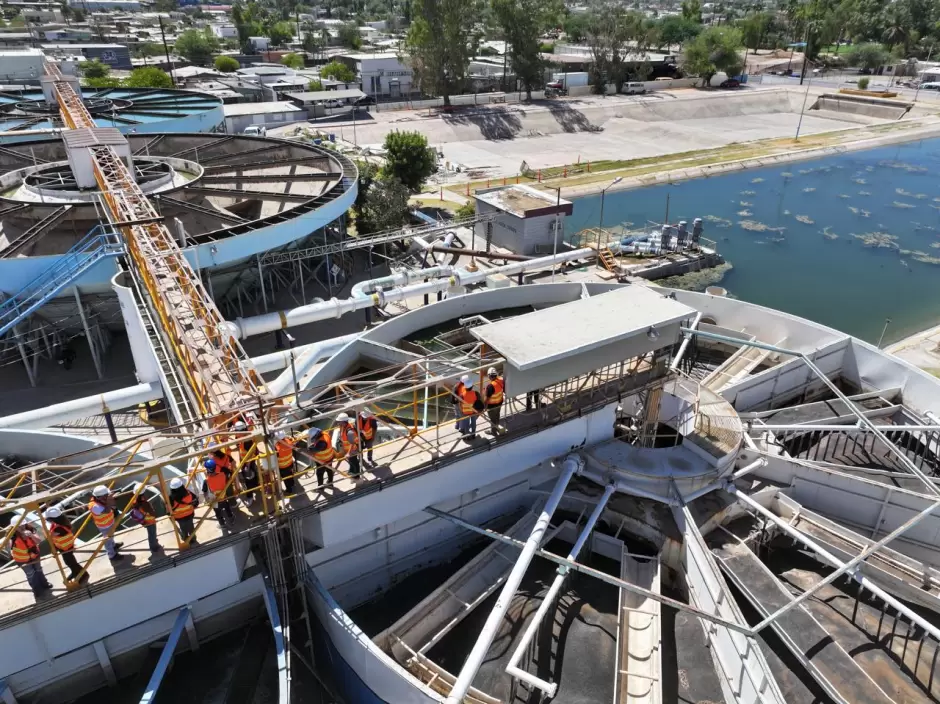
left=338, top=52, right=412, bottom=97
left=223, top=101, right=306, bottom=133
left=0, top=48, right=44, bottom=83
left=212, top=24, right=238, bottom=39
left=473, top=185, right=574, bottom=256
left=249, top=36, right=270, bottom=52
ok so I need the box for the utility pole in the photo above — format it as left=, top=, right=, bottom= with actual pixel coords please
left=158, top=15, right=175, bottom=85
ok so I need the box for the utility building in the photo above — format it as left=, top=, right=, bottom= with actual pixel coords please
left=473, top=184, right=574, bottom=255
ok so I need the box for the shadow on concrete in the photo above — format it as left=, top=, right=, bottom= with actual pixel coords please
left=443, top=106, right=524, bottom=140
left=544, top=102, right=604, bottom=133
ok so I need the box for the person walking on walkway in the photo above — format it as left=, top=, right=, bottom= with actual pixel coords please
left=88, top=485, right=124, bottom=563
left=12, top=523, right=52, bottom=597
left=452, top=375, right=470, bottom=429
left=483, top=367, right=505, bottom=435
left=44, top=507, right=88, bottom=582
left=358, top=409, right=378, bottom=465
left=333, top=413, right=361, bottom=478
left=457, top=381, right=484, bottom=440
left=232, top=420, right=259, bottom=507
left=169, top=478, right=199, bottom=544
left=275, top=431, right=298, bottom=499
left=129, top=486, right=163, bottom=555
left=203, top=458, right=235, bottom=528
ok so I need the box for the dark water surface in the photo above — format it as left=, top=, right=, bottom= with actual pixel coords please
left=567, top=138, right=940, bottom=345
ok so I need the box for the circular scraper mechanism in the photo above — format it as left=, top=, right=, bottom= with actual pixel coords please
left=0, top=133, right=355, bottom=259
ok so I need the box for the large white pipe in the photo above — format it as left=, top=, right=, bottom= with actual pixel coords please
left=112, top=272, right=160, bottom=383
left=232, top=248, right=594, bottom=340
left=266, top=333, right=358, bottom=398
left=349, top=264, right=456, bottom=299
left=505, top=482, right=615, bottom=696
left=0, top=382, right=163, bottom=430
left=444, top=454, right=584, bottom=704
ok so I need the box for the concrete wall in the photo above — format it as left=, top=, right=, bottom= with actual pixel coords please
left=475, top=201, right=561, bottom=255
left=813, top=93, right=911, bottom=120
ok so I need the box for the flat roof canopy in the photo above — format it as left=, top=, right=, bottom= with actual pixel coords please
left=471, top=286, right=695, bottom=395
left=286, top=88, right=366, bottom=102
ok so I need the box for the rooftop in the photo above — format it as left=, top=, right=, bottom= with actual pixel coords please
left=222, top=101, right=304, bottom=116
left=474, top=184, right=573, bottom=218
left=286, top=88, right=365, bottom=102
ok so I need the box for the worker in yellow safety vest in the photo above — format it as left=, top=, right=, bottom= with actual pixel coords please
left=305, top=426, right=335, bottom=487
left=11, top=523, right=51, bottom=597
left=45, top=507, right=88, bottom=582
left=168, top=477, right=199, bottom=543
left=275, top=432, right=298, bottom=497
left=333, top=413, right=361, bottom=478
left=129, top=484, right=163, bottom=554
left=358, top=409, right=378, bottom=465
left=457, top=381, right=484, bottom=440
left=483, top=367, right=505, bottom=435
left=88, top=485, right=124, bottom=562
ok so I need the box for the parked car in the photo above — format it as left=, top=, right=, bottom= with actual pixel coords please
left=922, top=82, right=940, bottom=91
left=355, top=95, right=376, bottom=106
left=320, top=99, right=344, bottom=109
left=242, top=125, right=266, bottom=136
left=623, top=82, right=646, bottom=95
left=719, top=78, right=741, bottom=89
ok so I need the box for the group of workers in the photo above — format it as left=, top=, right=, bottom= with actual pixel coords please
left=9, top=368, right=506, bottom=599
left=453, top=367, right=505, bottom=440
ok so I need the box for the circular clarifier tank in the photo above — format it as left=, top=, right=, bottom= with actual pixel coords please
left=0, top=87, right=224, bottom=143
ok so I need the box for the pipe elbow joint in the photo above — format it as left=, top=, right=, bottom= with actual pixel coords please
left=563, top=453, right=585, bottom=476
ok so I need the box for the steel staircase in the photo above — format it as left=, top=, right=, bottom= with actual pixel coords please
left=0, top=227, right=124, bottom=337
left=598, top=247, right=618, bottom=273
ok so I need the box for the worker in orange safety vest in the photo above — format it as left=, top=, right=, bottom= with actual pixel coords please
left=358, top=409, right=378, bottom=465
left=168, top=477, right=199, bottom=543
left=88, top=485, right=124, bottom=562
left=483, top=367, right=505, bottom=435
left=11, top=523, right=52, bottom=596
left=457, top=381, right=484, bottom=440
left=45, top=506, right=88, bottom=582
left=333, top=413, right=361, bottom=478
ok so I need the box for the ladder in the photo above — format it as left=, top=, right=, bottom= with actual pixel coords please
left=598, top=247, right=618, bottom=273
left=0, top=227, right=124, bottom=337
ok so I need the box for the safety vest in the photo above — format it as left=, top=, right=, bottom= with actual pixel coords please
left=358, top=416, right=376, bottom=441
left=312, top=431, right=334, bottom=464
left=11, top=534, right=39, bottom=564
left=171, top=492, right=195, bottom=519
left=213, top=453, right=232, bottom=471
left=206, top=470, right=228, bottom=498
left=453, top=382, right=465, bottom=404
left=51, top=523, right=75, bottom=552
left=131, top=504, right=156, bottom=526
left=88, top=499, right=114, bottom=530
left=340, top=424, right=358, bottom=456
left=276, top=438, right=295, bottom=469
left=488, top=377, right=504, bottom=406
left=460, top=389, right=479, bottom=416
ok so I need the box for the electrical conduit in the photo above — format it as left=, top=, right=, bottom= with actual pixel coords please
left=444, top=453, right=585, bottom=704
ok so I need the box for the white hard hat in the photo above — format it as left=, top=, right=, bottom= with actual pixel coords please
left=44, top=506, right=62, bottom=519
left=465, top=381, right=474, bottom=389
left=360, top=409, right=373, bottom=418
left=460, top=375, right=471, bottom=385
left=169, top=477, right=184, bottom=490
left=487, top=367, right=498, bottom=376
left=92, top=485, right=109, bottom=497
left=336, top=412, right=350, bottom=423
left=233, top=420, right=246, bottom=430
left=133, top=482, right=145, bottom=493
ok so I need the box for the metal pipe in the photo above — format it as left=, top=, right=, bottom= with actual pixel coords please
left=264, top=333, right=358, bottom=398
left=670, top=312, right=702, bottom=371
left=139, top=606, right=191, bottom=704
left=731, top=457, right=768, bottom=480
left=505, top=483, right=615, bottom=696
left=0, top=381, right=162, bottom=430
left=727, top=485, right=940, bottom=643
left=425, top=506, right=752, bottom=635
left=430, top=245, right=531, bottom=262
left=232, top=248, right=594, bottom=339
left=444, top=454, right=584, bottom=704
left=753, top=423, right=940, bottom=432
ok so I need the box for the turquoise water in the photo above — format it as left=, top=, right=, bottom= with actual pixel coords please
left=567, top=138, right=940, bottom=346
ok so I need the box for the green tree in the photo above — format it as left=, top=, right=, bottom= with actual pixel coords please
left=321, top=59, right=356, bottom=82
left=383, top=130, right=437, bottom=192
left=359, top=176, right=411, bottom=234
left=308, top=78, right=324, bottom=90
left=406, top=0, right=483, bottom=106
left=586, top=3, right=653, bottom=92
left=281, top=52, right=305, bottom=68
left=175, top=28, right=220, bottom=66
left=268, top=20, right=294, bottom=46
left=656, top=15, right=701, bottom=48
left=739, top=11, right=771, bottom=51
left=338, top=21, right=362, bottom=48
left=492, top=0, right=556, bottom=100
left=681, top=0, right=702, bottom=23
left=857, top=76, right=870, bottom=88
left=124, top=67, right=174, bottom=88
left=78, top=59, right=111, bottom=79
left=563, top=13, right=590, bottom=42
left=84, top=77, right=124, bottom=88
left=302, top=23, right=324, bottom=54
left=215, top=55, right=241, bottom=72
left=844, top=42, right=889, bottom=69
left=681, top=25, right=744, bottom=86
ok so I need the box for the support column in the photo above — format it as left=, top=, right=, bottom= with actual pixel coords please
left=0, top=680, right=18, bottom=704
left=184, top=608, right=199, bottom=651
left=257, top=255, right=267, bottom=312
left=74, top=287, right=103, bottom=379
left=14, top=324, right=36, bottom=388
left=92, top=640, right=118, bottom=687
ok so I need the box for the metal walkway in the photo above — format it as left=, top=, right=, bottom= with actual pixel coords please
left=0, top=228, right=124, bottom=337
left=711, top=539, right=895, bottom=704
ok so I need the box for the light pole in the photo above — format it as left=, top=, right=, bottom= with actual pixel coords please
left=877, top=318, right=892, bottom=348
left=914, top=46, right=934, bottom=103
left=552, top=186, right=561, bottom=283
left=597, top=176, right=623, bottom=256
left=794, top=59, right=814, bottom=141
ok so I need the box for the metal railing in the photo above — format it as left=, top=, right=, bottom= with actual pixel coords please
left=0, top=227, right=124, bottom=337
